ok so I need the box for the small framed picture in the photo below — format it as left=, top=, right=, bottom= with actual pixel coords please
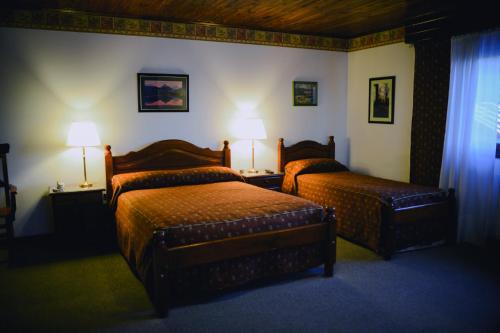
left=368, top=76, right=395, bottom=124
left=137, top=73, right=189, bottom=112
left=293, top=81, right=318, bottom=106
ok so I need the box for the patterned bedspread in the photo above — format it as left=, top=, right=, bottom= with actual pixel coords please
left=114, top=178, right=326, bottom=293
left=294, top=171, right=447, bottom=252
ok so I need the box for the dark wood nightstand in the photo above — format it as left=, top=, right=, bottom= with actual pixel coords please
left=240, top=171, right=284, bottom=191
left=49, top=185, right=111, bottom=245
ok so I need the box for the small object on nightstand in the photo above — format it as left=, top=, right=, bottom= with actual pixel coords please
left=52, top=180, right=65, bottom=192
left=240, top=171, right=284, bottom=191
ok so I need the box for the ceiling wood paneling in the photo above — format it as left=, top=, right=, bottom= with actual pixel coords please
left=0, top=0, right=465, bottom=39
left=2, top=0, right=497, bottom=41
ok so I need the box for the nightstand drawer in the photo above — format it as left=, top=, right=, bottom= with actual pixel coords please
left=49, top=186, right=108, bottom=244
left=247, top=176, right=282, bottom=189
left=52, top=192, right=102, bottom=205
left=241, top=172, right=284, bottom=191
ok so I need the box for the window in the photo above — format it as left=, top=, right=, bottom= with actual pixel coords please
left=475, top=54, right=500, bottom=159
left=441, top=30, right=500, bottom=243
left=497, top=104, right=500, bottom=158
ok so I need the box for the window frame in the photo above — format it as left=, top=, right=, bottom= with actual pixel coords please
left=497, top=104, right=500, bottom=158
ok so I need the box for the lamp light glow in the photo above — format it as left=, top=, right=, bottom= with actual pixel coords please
left=66, top=121, right=100, bottom=188
left=236, top=118, right=267, bottom=140
left=235, top=118, right=267, bottom=173
left=67, top=122, right=101, bottom=147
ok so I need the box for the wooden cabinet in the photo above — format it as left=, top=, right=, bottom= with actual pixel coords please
left=240, top=171, right=284, bottom=191
left=49, top=185, right=110, bottom=244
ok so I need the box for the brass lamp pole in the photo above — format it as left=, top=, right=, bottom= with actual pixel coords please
left=80, top=146, right=91, bottom=187
left=248, top=138, right=258, bottom=173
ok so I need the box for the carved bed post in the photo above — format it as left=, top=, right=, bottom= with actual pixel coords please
left=446, top=188, right=457, bottom=245
left=328, top=136, right=335, bottom=159
left=223, top=140, right=231, bottom=168
left=324, top=207, right=336, bottom=277
left=278, top=138, right=285, bottom=173
left=152, top=229, right=169, bottom=318
left=381, top=198, right=396, bottom=260
left=104, top=145, right=113, bottom=201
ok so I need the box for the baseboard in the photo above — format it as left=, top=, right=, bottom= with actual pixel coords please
left=485, top=237, right=500, bottom=255
left=10, top=233, right=56, bottom=246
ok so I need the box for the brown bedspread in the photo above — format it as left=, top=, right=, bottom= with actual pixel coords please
left=115, top=180, right=325, bottom=289
left=110, top=166, right=244, bottom=209
left=294, top=171, right=447, bottom=252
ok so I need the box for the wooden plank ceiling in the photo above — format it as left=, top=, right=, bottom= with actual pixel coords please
left=0, top=0, right=455, bottom=38
left=2, top=0, right=496, bottom=40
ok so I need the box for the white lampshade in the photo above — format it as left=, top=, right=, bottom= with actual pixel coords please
left=66, top=122, right=101, bottom=147
left=236, top=118, right=267, bottom=140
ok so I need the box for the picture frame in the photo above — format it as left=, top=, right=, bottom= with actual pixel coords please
left=137, top=73, right=189, bottom=112
left=293, top=81, right=318, bottom=106
left=368, top=76, right=395, bottom=124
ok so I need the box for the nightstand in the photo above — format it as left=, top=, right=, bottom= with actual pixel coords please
left=49, top=185, right=110, bottom=244
left=240, top=171, right=284, bottom=191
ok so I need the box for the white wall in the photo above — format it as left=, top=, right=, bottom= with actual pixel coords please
left=0, top=28, right=348, bottom=237
left=347, top=43, right=415, bottom=181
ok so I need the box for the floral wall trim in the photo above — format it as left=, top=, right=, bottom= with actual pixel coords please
left=348, top=28, right=405, bottom=51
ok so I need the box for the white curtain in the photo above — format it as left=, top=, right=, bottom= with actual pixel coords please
left=440, top=29, right=500, bottom=245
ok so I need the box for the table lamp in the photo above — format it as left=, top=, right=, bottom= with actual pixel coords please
left=66, top=121, right=101, bottom=188
left=237, top=118, right=267, bottom=173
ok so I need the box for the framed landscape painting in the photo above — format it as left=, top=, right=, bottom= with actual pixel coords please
left=293, top=81, right=318, bottom=106
left=137, top=73, right=189, bottom=112
left=368, top=76, right=395, bottom=124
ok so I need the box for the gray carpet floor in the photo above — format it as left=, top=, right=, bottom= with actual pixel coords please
left=1, top=238, right=499, bottom=333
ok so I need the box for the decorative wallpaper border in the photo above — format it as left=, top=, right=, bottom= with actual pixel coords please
left=348, top=28, right=405, bottom=51
left=0, top=9, right=404, bottom=52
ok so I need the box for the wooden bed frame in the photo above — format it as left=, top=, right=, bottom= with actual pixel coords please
left=278, top=136, right=456, bottom=259
left=105, top=139, right=336, bottom=317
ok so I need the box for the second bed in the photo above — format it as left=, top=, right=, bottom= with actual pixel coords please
left=278, top=136, right=456, bottom=259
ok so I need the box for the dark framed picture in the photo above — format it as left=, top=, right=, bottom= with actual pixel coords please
left=293, top=81, right=318, bottom=106
left=368, top=76, right=395, bottom=124
left=137, top=73, right=189, bottom=112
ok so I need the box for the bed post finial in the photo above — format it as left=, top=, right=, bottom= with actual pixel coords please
left=278, top=138, right=285, bottom=173
left=328, top=136, right=335, bottom=159
left=104, top=144, right=113, bottom=202
left=223, top=140, right=231, bottom=168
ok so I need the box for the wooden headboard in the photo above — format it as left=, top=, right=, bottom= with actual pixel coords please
left=104, top=140, right=231, bottom=196
left=277, top=136, right=335, bottom=172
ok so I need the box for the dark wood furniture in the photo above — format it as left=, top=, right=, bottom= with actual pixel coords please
left=49, top=185, right=107, bottom=244
left=278, top=136, right=456, bottom=259
left=241, top=171, right=284, bottom=191
left=0, top=144, right=17, bottom=264
left=105, top=140, right=335, bottom=317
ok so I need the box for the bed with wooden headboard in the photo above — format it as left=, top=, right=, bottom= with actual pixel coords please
left=105, top=139, right=335, bottom=317
left=278, top=136, right=456, bottom=259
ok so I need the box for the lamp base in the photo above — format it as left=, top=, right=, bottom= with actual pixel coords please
left=80, top=182, right=93, bottom=188
left=246, top=168, right=259, bottom=174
